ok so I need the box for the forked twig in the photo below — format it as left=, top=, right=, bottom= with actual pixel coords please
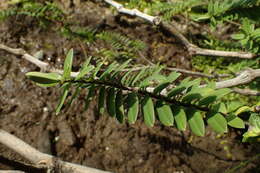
left=104, top=0, right=256, bottom=59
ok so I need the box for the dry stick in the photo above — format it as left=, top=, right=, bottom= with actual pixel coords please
left=104, top=0, right=256, bottom=59
left=0, top=44, right=79, bottom=77
left=0, top=43, right=259, bottom=93
left=214, top=68, right=260, bottom=89
left=232, top=88, right=260, bottom=96
left=137, top=51, right=230, bottom=78
left=0, top=129, right=113, bottom=173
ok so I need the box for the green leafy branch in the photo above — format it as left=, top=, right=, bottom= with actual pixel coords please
left=26, top=49, right=247, bottom=137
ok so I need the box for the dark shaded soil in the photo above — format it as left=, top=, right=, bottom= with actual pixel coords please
left=0, top=1, right=259, bottom=173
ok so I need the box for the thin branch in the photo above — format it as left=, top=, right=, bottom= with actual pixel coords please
left=104, top=0, right=256, bottom=59
left=215, top=69, right=260, bottom=89
left=232, top=88, right=260, bottom=96
left=137, top=51, right=230, bottom=78
left=0, top=129, right=113, bottom=173
left=0, top=44, right=49, bottom=71
left=165, top=67, right=230, bottom=78
left=0, top=44, right=79, bottom=77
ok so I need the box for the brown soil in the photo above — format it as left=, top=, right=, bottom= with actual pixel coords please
left=0, top=1, right=259, bottom=173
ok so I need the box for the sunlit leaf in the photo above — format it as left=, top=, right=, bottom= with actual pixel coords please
left=214, top=88, right=232, bottom=100
left=127, top=93, right=139, bottom=124
left=227, top=101, right=244, bottom=113
left=156, top=101, right=174, bottom=126
left=207, top=112, right=227, bottom=133
left=187, top=109, right=205, bottom=136
left=172, top=105, right=187, bottom=131
left=226, top=114, right=245, bottom=129
left=153, top=72, right=181, bottom=94
left=212, top=103, right=227, bottom=114
left=63, top=49, right=73, bottom=80
left=139, top=73, right=166, bottom=88
left=235, top=106, right=251, bottom=115
left=142, top=96, right=155, bottom=127
left=26, top=72, right=61, bottom=87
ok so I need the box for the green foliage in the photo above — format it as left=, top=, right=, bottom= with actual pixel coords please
left=26, top=50, right=255, bottom=138
left=61, top=27, right=146, bottom=61
left=12, top=0, right=258, bottom=141
left=231, top=19, right=260, bottom=53
left=26, top=72, right=61, bottom=87
left=150, top=0, right=203, bottom=21
left=0, top=0, right=64, bottom=26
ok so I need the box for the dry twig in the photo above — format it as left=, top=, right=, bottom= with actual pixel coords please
left=104, top=0, right=257, bottom=59
left=0, top=129, right=113, bottom=173
left=232, top=88, right=260, bottom=96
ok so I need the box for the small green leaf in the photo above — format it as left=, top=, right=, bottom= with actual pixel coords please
left=167, top=77, right=194, bottom=97
left=235, top=106, right=251, bottom=115
left=231, top=33, right=245, bottom=40
left=153, top=71, right=181, bottom=94
left=139, top=73, right=166, bottom=88
left=107, top=87, right=116, bottom=117
left=76, top=57, right=94, bottom=80
left=142, top=96, right=155, bottom=127
left=156, top=101, right=174, bottom=126
left=187, top=109, right=205, bottom=136
left=167, top=71, right=181, bottom=82
left=63, top=49, right=73, bottom=80
left=93, top=61, right=104, bottom=78
left=56, top=83, right=70, bottom=114
left=98, top=86, right=106, bottom=115
left=249, top=113, right=260, bottom=128
left=212, top=103, right=227, bottom=114
left=227, top=101, right=244, bottom=113
left=26, top=72, right=61, bottom=87
left=215, top=88, right=232, bottom=100
left=172, top=106, right=186, bottom=131
left=115, top=90, right=125, bottom=123
left=226, top=114, right=245, bottom=129
left=207, top=112, right=227, bottom=133
left=100, top=62, right=118, bottom=80
left=127, top=93, right=139, bottom=124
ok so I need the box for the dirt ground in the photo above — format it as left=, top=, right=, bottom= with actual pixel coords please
left=0, top=1, right=259, bottom=173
